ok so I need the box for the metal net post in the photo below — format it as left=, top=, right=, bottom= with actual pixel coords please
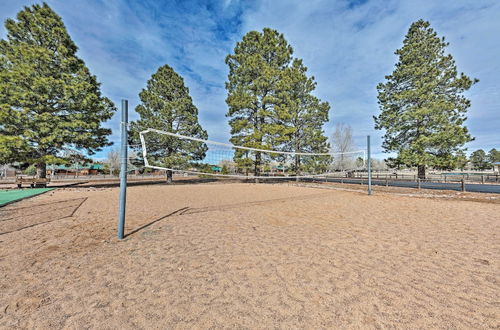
left=117, top=99, right=128, bottom=239
left=367, top=135, right=372, bottom=195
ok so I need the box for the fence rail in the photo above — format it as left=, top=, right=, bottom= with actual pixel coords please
left=1, top=171, right=499, bottom=184
left=0, top=173, right=170, bottom=183
left=325, top=172, right=500, bottom=184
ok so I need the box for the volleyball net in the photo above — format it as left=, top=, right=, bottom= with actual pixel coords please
left=138, top=128, right=367, bottom=180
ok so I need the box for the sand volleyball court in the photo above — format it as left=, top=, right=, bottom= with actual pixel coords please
left=0, top=183, right=498, bottom=328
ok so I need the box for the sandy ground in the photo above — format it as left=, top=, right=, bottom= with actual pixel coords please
left=0, top=183, right=498, bottom=329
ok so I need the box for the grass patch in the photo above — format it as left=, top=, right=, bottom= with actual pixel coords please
left=0, top=188, right=54, bottom=207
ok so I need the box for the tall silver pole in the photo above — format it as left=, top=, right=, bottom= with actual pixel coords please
left=117, top=99, right=128, bottom=239
left=367, top=135, right=372, bottom=195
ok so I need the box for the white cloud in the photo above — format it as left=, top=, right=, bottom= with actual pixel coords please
left=240, top=0, right=500, bottom=153
left=1, top=0, right=498, bottom=158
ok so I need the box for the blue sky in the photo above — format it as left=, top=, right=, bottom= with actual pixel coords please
left=1, top=0, right=499, bottom=160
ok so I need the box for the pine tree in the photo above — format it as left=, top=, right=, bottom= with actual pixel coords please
left=129, top=65, right=207, bottom=182
left=225, top=28, right=293, bottom=176
left=455, top=150, right=468, bottom=171
left=470, top=149, right=489, bottom=170
left=374, top=20, right=477, bottom=179
left=487, top=148, right=500, bottom=163
left=226, top=28, right=330, bottom=178
left=276, top=59, right=330, bottom=177
left=0, top=3, right=115, bottom=177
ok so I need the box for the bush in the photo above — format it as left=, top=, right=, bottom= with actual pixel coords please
left=23, top=164, right=36, bottom=175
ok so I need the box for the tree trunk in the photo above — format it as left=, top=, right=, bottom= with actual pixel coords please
left=417, top=165, right=426, bottom=179
left=254, top=151, right=261, bottom=183
left=295, top=137, right=301, bottom=182
left=36, top=162, right=47, bottom=178
left=295, top=154, right=300, bottom=182
left=166, top=170, right=173, bottom=183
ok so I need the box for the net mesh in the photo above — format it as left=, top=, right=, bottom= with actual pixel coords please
left=138, top=129, right=366, bottom=179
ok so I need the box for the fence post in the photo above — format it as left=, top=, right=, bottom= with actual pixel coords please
left=367, top=135, right=372, bottom=195
left=481, top=175, right=484, bottom=184
left=417, top=178, right=421, bottom=190
left=461, top=179, right=465, bottom=192
left=117, top=99, right=128, bottom=240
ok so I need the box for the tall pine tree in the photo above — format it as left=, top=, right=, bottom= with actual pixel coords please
left=129, top=65, right=207, bottom=182
left=374, top=20, right=477, bottom=178
left=0, top=3, right=115, bottom=177
left=225, top=28, right=293, bottom=176
left=226, top=28, right=330, bottom=177
left=276, top=59, right=330, bottom=177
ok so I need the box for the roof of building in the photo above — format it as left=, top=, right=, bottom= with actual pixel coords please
left=53, top=163, right=104, bottom=170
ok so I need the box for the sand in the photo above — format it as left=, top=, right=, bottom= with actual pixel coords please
left=0, top=183, right=498, bottom=329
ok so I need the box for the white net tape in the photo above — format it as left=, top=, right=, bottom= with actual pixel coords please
left=139, top=128, right=366, bottom=180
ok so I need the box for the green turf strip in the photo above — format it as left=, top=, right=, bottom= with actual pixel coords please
left=0, top=188, right=54, bottom=207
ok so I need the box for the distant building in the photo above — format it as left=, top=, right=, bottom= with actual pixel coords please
left=0, top=165, right=17, bottom=177
left=493, top=162, right=500, bottom=174
left=48, top=163, right=104, bottom=176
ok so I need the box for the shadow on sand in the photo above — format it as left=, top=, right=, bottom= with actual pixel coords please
left=125, top=206, right=190, bottom=238
left=49, top=177, right=230, bottom=189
